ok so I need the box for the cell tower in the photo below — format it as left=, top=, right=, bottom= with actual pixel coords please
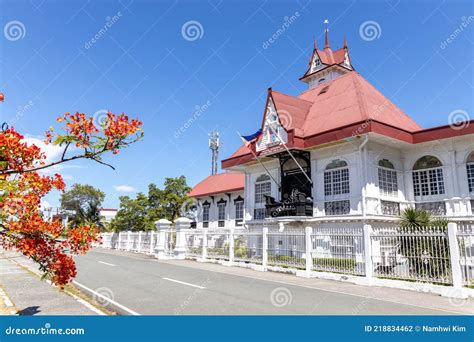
left=208, top=131, right=219, bottom=175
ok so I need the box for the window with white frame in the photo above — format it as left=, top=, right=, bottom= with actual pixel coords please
left=467, top=152, right=474, bottom=194
left=412, top=156, right=445, bottom=198
left=324, top=159, right=350, bottom=196
left=217, top=199, right=226, bottom=228
left=234, top=196, right=244, bottom=225
left=378, top=159, right=398, bottom=196
left=254, top=174, right=271, bottom=219
left=202, top=202, right=210, bottom=228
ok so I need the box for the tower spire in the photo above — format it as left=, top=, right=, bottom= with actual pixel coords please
left=344, top=34, right=348, bottom=49
left=323, top=19, right=330, bottom=49
left=313, top=35, right=317, bottom=50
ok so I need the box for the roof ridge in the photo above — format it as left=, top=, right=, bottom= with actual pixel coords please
left=351, top=73, right=369, bottom=121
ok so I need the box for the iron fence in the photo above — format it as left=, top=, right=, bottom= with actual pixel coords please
left=233, top=230, right=262, bottom=264
left=311, top=226, right=365, bottom=275
left=457, top=222, right=474, bottom=287
left=206, top=230, right=230, bottom=260
left=267, top=228, right=305, bottom=269
left=370, top=226, right=452, bottom=285
left=185, top=231, right=204, bottom=258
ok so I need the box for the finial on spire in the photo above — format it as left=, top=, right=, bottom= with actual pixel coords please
left=344, top=35, right=348, bottom=49
left=313, top=35, right=317, bottom=49
left=323, top=19, right=330, bottom=49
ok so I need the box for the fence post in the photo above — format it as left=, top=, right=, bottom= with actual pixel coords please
left=137, top=231, right=142, bottom=253
left=127, top=231, right=132, bottom=251
left=363, top=224, right=373, bottom=283
left=262, top=227, right=268, bottom=270
left=155, top=219, right=171, bottom=259
left=174, top=217, right=191, bottom=260
left=229, top=227, right=234, bottom=263
left=305, top=226, right=313, bottom=274
left=447, top=222, right=463, bottom=289
left=149, top=231, right=155, bottom=254
left=202, top=229, right=208, bottom=260
left=118, top=232, right=122, bottom=250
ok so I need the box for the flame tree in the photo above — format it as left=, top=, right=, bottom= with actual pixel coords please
left=0, top=110, right=143, bottom=286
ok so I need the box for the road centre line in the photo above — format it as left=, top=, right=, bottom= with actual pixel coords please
left=98, top=261, right=116, bottom=267
left=162, top=277, right=206, bottom=289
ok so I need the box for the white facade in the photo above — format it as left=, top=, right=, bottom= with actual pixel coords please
left=233, top=133, right=474, bottom=223
left=193, top=190, right=245, bottom=229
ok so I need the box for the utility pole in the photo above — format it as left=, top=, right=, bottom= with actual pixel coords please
left=208, top=131, right=219, bottom=175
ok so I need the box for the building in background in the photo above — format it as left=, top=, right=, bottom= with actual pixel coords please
left=100, top=209, right=118, bottom=224
left=189, top=173, right=244, bottom=229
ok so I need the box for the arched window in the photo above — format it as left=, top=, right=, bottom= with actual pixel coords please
left=324, top=160, right=349, bottom=196
left=324, top=159, right=350, bottom=215
left=412, top=156, right=445, bottom=197
left=467, top=152, right=474, bottom=193
left=378, top=159, right=398, bottom=196
left=254, top=174, right=271, bottom=219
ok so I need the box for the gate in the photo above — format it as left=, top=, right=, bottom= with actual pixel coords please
left=164, top=229, right=176, bottom=257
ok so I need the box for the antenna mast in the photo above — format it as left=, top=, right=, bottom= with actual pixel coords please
left=208, top=131, right=219, bottom=175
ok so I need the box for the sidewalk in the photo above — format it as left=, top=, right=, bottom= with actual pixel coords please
left=0, top=249, right=105, bottom=315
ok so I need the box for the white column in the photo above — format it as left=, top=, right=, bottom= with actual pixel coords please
left=447, top=222, right=463, bottom=289
left=155, top=219, right=171, bottom=259
left=149, top=231, right=155, bottom=254
left=262, top=227, right=268, bottom=270
left=174, top=217, right=191, bottom=260
left=305, top=226, right=313, bottom=273
left=229, top=227, right=235, bottom=263
left=118, top=232, right=122, bottom=250
left=202, top=229, right=208, bottom=260
left=127, top=231, right=132, bottom=251
left=363, top=224, right=373, bottom=283
left=137, top=231, right=142, bottom=253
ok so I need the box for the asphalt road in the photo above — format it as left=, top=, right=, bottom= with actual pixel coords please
left=73, top=248, right=473, bottom=315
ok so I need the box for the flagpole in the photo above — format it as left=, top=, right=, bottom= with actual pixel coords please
left=265, top=121, right=313, bottom=185
left=236, top=131, right=280, bottom=188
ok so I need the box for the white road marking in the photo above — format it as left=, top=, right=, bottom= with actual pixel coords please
left=162, top=277, right=206, bottom=289
left=72, top=281, right=140, bottom=316
left=98, top=261, right=116, bottom=267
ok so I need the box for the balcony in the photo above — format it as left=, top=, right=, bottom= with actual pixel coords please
left=264, top=194, right=313, bottom=218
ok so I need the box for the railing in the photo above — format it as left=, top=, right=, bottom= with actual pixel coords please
left=97, top=220, right=474, bottom=292
left=457, top=222, right=474, bottom=287
left=311, top=226, right=365, bottom=275
left=370, top=226, right=452, bottom=284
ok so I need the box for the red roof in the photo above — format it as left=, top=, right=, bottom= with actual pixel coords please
left=222, top=70, right=473, bottom=169
left=189, top=173, right=244, bottom=198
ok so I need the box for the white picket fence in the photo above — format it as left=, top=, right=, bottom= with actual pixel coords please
left=98, top=219, right=474, bottom=295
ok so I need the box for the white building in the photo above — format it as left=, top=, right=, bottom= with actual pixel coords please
left=100, top=208, right=118, bottom=224
left=212, top=30, right=474, bottom=226
left=189, top=173, right=244, bottom=229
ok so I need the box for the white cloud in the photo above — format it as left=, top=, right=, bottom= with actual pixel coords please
left=114, top=185, right=136, bottom=193
left=24, top=136, right=62, bottom=164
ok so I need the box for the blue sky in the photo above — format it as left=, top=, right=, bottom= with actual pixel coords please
left=1, top=0, right=473, bottom=208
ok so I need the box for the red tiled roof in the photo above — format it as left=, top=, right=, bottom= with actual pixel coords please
left=188, top=173, right=244, bottom=198
left=297, top=71, right=422, bottom=135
